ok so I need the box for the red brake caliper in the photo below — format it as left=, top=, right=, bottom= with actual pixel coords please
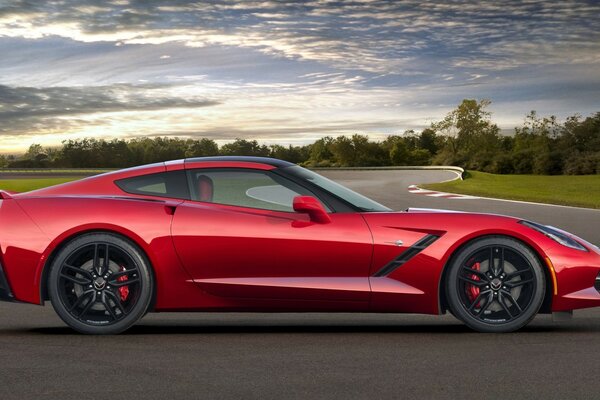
left=467, top=262, right=481, bottom=304
left=118, top=266, right=129, bottom=302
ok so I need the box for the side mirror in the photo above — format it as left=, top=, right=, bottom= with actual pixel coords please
left=293, top=196, right=331, bottom=224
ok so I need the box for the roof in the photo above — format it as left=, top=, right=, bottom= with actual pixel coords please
left=184, top=156, right=295, bottom=168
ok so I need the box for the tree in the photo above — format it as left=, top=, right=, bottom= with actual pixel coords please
left=389, top=140, right=409, bottom=165
left=432, top=99, right=501, bottom=171
left=220, top=139, right=269, bottom=157
left=419, top=128, right=439, bottom=155
left=186, top=138, right=219, bottom=158
left=513, top=111, right=562, bottom=174
left=308, top=137, right=334, bottom=166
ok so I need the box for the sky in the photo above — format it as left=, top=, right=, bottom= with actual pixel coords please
left=0, top=0, right=599, bottom=153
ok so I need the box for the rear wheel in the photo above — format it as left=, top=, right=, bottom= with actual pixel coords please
left=48, top=233, right=153, bottom=334
left=445, top=236, right=545, bottom=333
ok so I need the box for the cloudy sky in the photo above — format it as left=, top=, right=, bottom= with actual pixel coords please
left=0, top=0, right=599, bottom=153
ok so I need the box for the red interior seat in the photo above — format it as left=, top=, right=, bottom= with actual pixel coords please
left=197, top=175, right=213, bottom=202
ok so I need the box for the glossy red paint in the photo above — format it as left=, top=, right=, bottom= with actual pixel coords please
left=292, top=195, right=331, bottom=223
left=0, top=159, right=599, bottom=319
left=171, top=201, right=372, bottom=303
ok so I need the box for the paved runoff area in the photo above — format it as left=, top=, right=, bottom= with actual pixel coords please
left=1, top=169, right=600, bottom=400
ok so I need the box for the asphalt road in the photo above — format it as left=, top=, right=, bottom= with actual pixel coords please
left=1, top=169, right=600, bottom=400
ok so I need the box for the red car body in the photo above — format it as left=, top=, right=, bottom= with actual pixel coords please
left=1, top=157, right=599, bottom=318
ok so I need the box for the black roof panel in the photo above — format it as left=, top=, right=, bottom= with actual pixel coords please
left=184, top=156, right=295, bottom=168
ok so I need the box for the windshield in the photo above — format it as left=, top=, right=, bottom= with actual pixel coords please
left=283, top=166, right=391, bottom=212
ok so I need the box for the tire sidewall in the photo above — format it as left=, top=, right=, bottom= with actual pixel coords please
left=48, top=233, right=153, bottom=334
left=446, top=236, right=545, bottom=333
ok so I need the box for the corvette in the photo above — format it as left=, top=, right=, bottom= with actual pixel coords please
left=1, top=156, right=599, bottom=334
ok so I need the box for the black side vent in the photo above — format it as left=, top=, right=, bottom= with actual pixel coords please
left=373, top=234, right=440, bottom=277
left=0, top=261, right=15, bottom=301
left=594, top=272, right=600, bottom=293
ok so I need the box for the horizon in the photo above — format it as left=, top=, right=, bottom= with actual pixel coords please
left=1, top=0, right=599, bottom=153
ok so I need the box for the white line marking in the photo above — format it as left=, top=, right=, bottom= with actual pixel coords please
left=408, top=184, right=480, bottom=200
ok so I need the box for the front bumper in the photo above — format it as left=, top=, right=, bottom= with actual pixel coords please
left=0, top=260, right=16, bottom=302
left=547, top=242, right=600, bottom=312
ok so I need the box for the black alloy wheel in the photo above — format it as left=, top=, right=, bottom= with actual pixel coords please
left=446, top=236, right=545, bottom=333
left=48, top=233, right=153, bottom=334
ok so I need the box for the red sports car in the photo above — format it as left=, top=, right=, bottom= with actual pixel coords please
left=1, top=157, right=599, bottom=334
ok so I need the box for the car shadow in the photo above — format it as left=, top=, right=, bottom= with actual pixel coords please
left=27, top=322, right=569, bottom=335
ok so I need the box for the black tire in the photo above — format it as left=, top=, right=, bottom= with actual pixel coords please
left=445, top=236, right=545, bottom=333
left=48, top=233, right=153, bottom=334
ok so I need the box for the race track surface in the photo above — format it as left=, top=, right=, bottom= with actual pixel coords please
left=1, top=169, right=599, bottom=400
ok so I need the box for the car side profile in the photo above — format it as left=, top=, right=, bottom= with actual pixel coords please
left=1, top=156, right=599, bottom=334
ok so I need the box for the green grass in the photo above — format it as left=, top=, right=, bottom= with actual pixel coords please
left=0, top=177, right=82, bottom=192
left=422, top=171, right=600, bottom=209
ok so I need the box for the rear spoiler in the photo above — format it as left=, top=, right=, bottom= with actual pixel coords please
left=0, top=191, right=15, bottom=199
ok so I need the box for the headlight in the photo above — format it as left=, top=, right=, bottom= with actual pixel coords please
left=520, top=220, right=588, bottom=252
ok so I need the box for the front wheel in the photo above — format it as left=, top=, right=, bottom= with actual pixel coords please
left=445, top=236, right=545, bottom=333
left=48, top=233, right=153, bottom=334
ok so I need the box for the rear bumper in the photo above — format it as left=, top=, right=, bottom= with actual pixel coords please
left=0, top=260, right=16, bottom=302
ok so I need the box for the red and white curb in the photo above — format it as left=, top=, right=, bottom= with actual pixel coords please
left=408, top=185, right=480, bottom=200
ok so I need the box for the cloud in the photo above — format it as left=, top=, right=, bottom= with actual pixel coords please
left=0, top=83, right=219, bottom=134
left=0, top=1, right=598, bottom=152
left=0, top=0, right=597, bottom=75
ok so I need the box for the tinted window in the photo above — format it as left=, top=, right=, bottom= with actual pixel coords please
left=187, top=168, right=324, bottom=212
left=283, top=166, right=391, bottom=212
left=115, top=170, right=190, bottom=199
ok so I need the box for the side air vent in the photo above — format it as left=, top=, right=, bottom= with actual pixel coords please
left=594, top=272, right=600, bottom=293
left=373, top=234, right=440, bottom=277
left=0, top=261, right=15, bottom=301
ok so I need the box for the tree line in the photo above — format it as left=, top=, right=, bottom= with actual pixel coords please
left=2, top=99, right=599, bottom=175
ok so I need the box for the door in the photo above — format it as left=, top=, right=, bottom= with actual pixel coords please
left=171, top=168, right=373, bottom=303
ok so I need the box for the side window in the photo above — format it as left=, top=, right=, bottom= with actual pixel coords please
left=115, top=170, right=190, bottom=199
left=187, top=168, right=325, bottom=212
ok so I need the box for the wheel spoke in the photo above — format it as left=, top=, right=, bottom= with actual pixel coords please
left=476, top=292, right=495, bottom=318
left=109, top=278, right=140, bottom=288
left=505, top=278, right=534, bottom=289
left=60, top=264, right=93, bottom=285
left=501, top=289, right=523, bottom=313
left=101, top=295, right=119, bottom=321
left=69, top=290, right=94, bottom=312
left=77, top=292, right=97, bottom=320
left=101, top=244, right=110, bottom=276
left=62, top=264, right=93, bottom=281
left=105, top=290, right=126, bottom=316
left=468, top=289, right=491, bottom=312
left=498, top=248, right=505, bottom=275
left=93, top=244, right=100, bottom=275
left=60, top=272, right=91, bottom=286
left=489, top=248, right=496, bottom=276
left=458, top=275, right=485, bottom=287
left=462, top=266, right=487, bottom=280
left=498, top=293, right=514, bottom=319
left=108, top=269, right=138, bottom=284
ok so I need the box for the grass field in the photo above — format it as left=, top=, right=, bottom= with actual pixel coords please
left=0, top=177, right=82, bottom=192
left=422, top=171, right=600, bottom=209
